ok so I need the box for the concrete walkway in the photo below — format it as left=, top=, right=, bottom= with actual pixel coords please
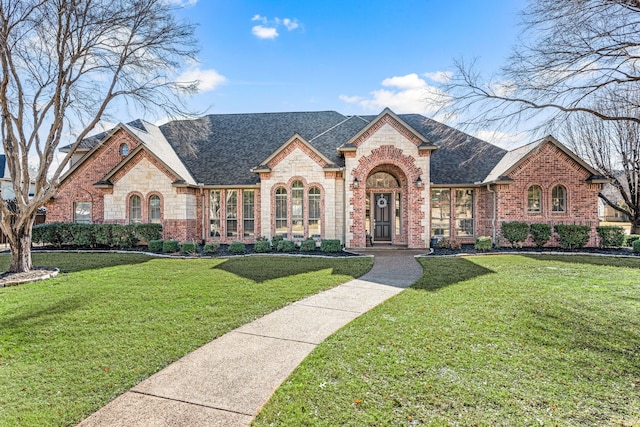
left=77, top=250, right=425, bottom=427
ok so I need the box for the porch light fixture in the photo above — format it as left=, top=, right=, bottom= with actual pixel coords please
left=353, top=177, right=359, bottom=189
left=414, top=176, right=423, bottom=188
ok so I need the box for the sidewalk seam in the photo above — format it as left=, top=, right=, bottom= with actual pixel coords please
left=128, top=390, right=254, bottom=418
left=233, top=330, right=320, bottom=346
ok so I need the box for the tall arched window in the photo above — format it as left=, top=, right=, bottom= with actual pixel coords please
left=275, top=187, right=287, bottom=236
left=308, top=187, right=321, bottom=237
left=552, top=185, right=566, bottom=212
left=129, top=195, right=142, bottom=223
left=527, top=185, right=542, bottom=213
left=149, top=195, right=161, bottom=223
left=291, top=181, right=304, bottom=238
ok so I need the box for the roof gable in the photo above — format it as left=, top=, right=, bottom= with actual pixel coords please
left=483, top=135, right=605, bottom=184
left=255, top=133, right=335, bottom=171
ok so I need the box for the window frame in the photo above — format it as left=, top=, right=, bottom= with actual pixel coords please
left=527, top=185, right=542, bottom=213
left=243, top=190, right=255, bottom=238
left=73, top=201, right=91, bottom=224
left=148, top=194, right=161, bottom=223
left=275, top=187, right=288, bottom=237
left=308, top=186, right=321, bottom=238
left=551, top=185, right=567, bottom=213
left=129, top=194, right=142, bottom=224
left=226, top=190, right=238, bottom=238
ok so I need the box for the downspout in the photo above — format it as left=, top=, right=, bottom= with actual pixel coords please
left=487, top=184, right=497, bottom=244
left=198, top=183, right=205, bottom=245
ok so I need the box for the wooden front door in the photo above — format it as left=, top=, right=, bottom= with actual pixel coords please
left=374, top=193, right=391, bottom=240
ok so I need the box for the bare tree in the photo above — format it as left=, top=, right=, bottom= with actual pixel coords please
left=562, top=96, right=640, bottom=232
left=438, top=0, right=640, bottom=129
left=0, top=0, right=198, bottom=272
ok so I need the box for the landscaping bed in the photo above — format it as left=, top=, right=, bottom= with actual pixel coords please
left=431, top=243, right=638, bottom=257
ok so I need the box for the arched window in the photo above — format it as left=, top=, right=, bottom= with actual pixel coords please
left=366, top=172, right=400, bottom=188
left=149, top=195, right=161, bottom=223
left=275, top=187, right=287, bottom=236
left=527, top=185, right=542, bottom=213
left=291, top=181, right=304, bottom=238
left=129, top=195, right=141, bottom=223
left=308, top=187, right=321, bottom=238
left=552, top=185, right=566, bottom=212
left=119, top=143, right=129, bottom=156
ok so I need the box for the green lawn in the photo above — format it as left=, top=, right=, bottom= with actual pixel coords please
left=253, top=255, right=640, bottom=427
left=0, top=252, right=372, bottom=427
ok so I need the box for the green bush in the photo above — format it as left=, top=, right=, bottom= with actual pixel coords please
left=633, top=239, right=640, bottom=253
left=596, top=226, right=625, bottom=248
left=148, top=239, right=164, bottom=252
left=529, top=223, right=552, bottom=248
left=276, top=240, right=296, bottom=252
left=94, top=224, right=113, bottom=247
left=68, top=223, right=96, bottom=247
left=625, top=234, right=640, bottom=247
left=474, top=236, right=492, bottom=252
left=111, top=225, right=138, bottom=249
left=300, top=238, right=316, bottom=252
left=501, top=222, right=530, bottom=247
left=180, top=241, right=197, bottom=254
left=320, top=239, right=341, bottom=253
left=162, top=240, right=180, bottom=253
left=229, top=241, right=246, bottom=254
left=32, top=223, right=72, bottom=248
left=438, top=238, right=461, bottom=250
left=254, top=239, right=271, bottom=253
left=271, top=235, right=285, bottom=244
left=32, top=223, right=142, bottom=249
left=203, top=242, right=220, bottom=254
left=555, top=224, right=591, bottom=250
left=134, top=223, right=162, bottom=242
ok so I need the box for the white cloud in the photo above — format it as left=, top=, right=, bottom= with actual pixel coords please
left=340, top=72, right=451, bottom=115
left=176, top=68, right=227, bottom=92
left=252, top=25, right=279, bottom=40
left=250, top=15, right=301, bottom=39
left=164, top=0, right=197, bottom=6
left=423, top=71, right=453, bottom=84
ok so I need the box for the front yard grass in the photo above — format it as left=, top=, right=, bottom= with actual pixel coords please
left=0, top=252, right=372, bottom=427
left=253, top=255, right=640, bottom=426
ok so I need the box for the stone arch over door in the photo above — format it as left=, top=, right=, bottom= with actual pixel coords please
left=349, top=145, right=426, bottom=248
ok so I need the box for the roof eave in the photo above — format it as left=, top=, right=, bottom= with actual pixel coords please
left=587, top=175, right=610, bottom=184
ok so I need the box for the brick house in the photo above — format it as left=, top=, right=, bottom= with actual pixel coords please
left=45, top=108, right=607, bottom=248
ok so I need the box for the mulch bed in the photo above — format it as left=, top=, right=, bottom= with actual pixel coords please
left=431, top=244, right=639, bottom=257
left=0, top=267, right=59, bottom=287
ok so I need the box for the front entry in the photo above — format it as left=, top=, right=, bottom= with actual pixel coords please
left=373, top=193, right=391, bottom=240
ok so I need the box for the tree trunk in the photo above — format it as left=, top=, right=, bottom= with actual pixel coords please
left=7, top=215, right=35, bottom=273
left=631, top=219, right=640, bottom=235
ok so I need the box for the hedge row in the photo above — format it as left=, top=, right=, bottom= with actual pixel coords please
left=32, top=223, right=162, bottom=249
left=500, top=223, right=633, bottom=250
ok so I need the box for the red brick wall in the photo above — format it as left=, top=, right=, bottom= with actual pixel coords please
left=46, top=129, right=141, bottom=223
left=479, top=141, right=601, bottom=246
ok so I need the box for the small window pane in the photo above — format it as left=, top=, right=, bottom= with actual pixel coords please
left=210, top=190, right=221, bottom=237
left=275, top=187, right=287, bottom=236
left=366, top=172, right=399, bottom=188
left=308, top=187, right=321, bottom=238
left=129, top=195, right=141, bottom=224
left=149, top=195, right=161, bottom=223
left=120, top=144, right=129, bottom=156
left=552, top=185, right=566, bottom=212
left=292, top=181, right=304, bottom=238
left=226, top=190, right=238, bottom=238
left=243, top=190, right=255, bottom=237
left=528, top=186, right=542, bottom=213
left=431, top=189, right=450, bottom=237
left=455, top=189, right=474, bottom=237
left=74, top=202, right=91, bottom=224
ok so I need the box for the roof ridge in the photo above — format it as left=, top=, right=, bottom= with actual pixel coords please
left=308, top=115, right=357, bottom=142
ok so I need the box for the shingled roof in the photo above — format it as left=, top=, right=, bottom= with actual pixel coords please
left=67, top=109, right=512, bottom=186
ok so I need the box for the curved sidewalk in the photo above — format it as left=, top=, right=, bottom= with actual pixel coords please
left=77, top=250, right=425, bottom=427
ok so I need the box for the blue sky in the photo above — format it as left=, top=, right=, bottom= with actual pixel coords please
left=167, top=0, right=527, bottom=124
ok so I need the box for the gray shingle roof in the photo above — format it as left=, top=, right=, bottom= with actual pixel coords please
left=159, top=111, right=349, bottom=185
left=68, top=109, right=511, bottom=187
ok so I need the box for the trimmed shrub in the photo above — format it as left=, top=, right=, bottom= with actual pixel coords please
left=501, top=222, right=530, bottom=247
left=203, top=242, right=220, bottom=254
left=625, top=234, right=640, bottom=247
left=633, top=239, right=640, bottom=253
left=555, top=224, right=591, bottom=250
left=181, top=241, right=197, bottom=254
left=111, top=225, right=138, bottom=249
left=229, top=241, right=246, bottom=254
left=529, top=223, right=552, bottom=248
left=254, top=239, right=271, bottom=253
left=68, top=223, right=96, bottom=247
left=300, top=238, right=316, bottom=252
left=162, top=239, right=180, bottom=253
left=474, top=236, right=492, bottom=252
left=276, top=239, right=296, bottom=252
left=596, top=226, right=625, bottom=248
left=32, top=223, right=72, bottom=248
left=320, top=239, right=341, bottom=253
left=438, top=238, right=461, bottom=250
left=148, top=239, right=164, bottom=253
left=94, top=224, right=113, bottom=247
left=134, top=223, right=162, bottom=243
left=271, top=235, right=285, bottom=244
